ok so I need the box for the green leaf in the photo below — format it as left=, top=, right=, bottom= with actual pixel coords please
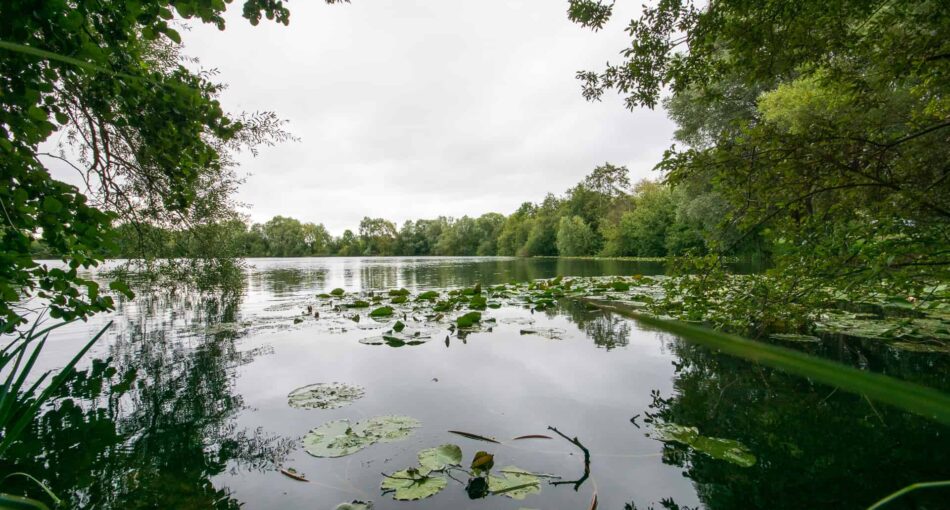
left=302, top=420, right=376, bottom=458
left=418, top=444, right=463, bottom=473
left=488, top=466, right=541, bottom=500
left=456, top=311, right=482, bottom=328
left=41, top=196, right=62, bottom=213
left=334, top=501, right=373, bottom=510
left=357, top=415, right=420, bottom=443
left=287, top=382, right=364, bottom=410
left=302, top=415, right=420, bottom=458
left=330, top=288, right=345, bottom=296
left=651, top=423, right=756, bottom=467
left=380, top=470, right=447, bottom=501
left=369, top=306, right=394, bottom=317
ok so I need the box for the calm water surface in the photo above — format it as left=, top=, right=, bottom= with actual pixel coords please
left=5, top=257, right=949, bottom=509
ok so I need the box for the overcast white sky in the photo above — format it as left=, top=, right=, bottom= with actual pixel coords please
left=152, top=2, right=679, bottom=233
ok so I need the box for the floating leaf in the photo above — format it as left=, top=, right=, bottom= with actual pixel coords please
left=651, top=423, right=756, bottom=467
left=469, top=295, right=488, bottom=310
left=418, top=444, right=462, bottom=473
left=303, top=416, right=419, bottom=458
left=448, top=430, right=500, bottom=443
left=381, top=470, right=448, bottom=501
left=389, top=288, right=410, bottom=296
left=512, top=435, right=552, bottom=440
left=488, top=466, right=541, bottom=500
left=369, top=306, right=394, bottom=317
left=280, top=467, right=308, bottom=482
left=456, top=312, right=482, bottom=328
left=358, top=415, right=420, bottom=443
left=334, top=500, right=373, bottom=510
left=393, top=321, right=406, bottom=332
left=287, top=382, right=364, bottom=410
left=346, top=300, right=370, bottom=308
left=330, top=288, right=345, bottom=296
left=417, top=291, right=439, bottom=301
left=302, top=420, right=376, bottom=458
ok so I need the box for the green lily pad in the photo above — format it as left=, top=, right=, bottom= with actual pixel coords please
left=418, top=444, right=463, bottom=473
left=417, top=291, right=440, bottom=301
left=346, top=300, right=370, bottom=308
left=380, top=469, right=448, bottom=501
left=369, top=306, right=394, bottom=317
left=302, top=420, right=376, bottom=458
left=330, top=288, right=346, bottom=296
left=303, top=415, right=420, bottom=458
left=287, top=382, right=365, bottom=410
left=652, top=423, right=756, bottom=467
left=488, top=466, right=541, bottom=500
left=334, top=501, right=373, bottom=510
left=469, top=295, right=488, bottom=310
left=457, top=311, right=482, bottom=328
left=358, top=415, right=421, bottom=443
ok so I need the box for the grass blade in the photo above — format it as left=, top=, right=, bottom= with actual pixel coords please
left=583, top=299, right=950, bottom=426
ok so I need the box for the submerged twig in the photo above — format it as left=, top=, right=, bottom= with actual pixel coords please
left=547, top=426, right=591, bottom=491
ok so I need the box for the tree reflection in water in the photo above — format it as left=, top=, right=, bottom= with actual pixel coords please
left=638, top=332, right=950, bottom=510
left=0, top=289, right=292, bottom=508
left=560, top=299, right=632, bottom=350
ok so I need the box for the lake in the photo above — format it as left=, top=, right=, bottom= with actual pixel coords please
left=5, top=257, right=949, bottom=509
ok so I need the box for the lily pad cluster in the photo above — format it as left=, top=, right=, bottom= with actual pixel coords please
left=380, top=444, right=543, bottom=502
left=303, top=415, right=420, bottom=458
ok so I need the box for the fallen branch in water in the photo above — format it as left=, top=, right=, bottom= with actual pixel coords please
left=547, top=426, right=591, bottom=491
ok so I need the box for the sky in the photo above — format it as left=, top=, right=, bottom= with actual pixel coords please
left=75, top=1, right=677, bottom=235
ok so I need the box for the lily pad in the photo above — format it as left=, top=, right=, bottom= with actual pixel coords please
left=418, top=444, right=463, bottom=473
left=358, top=415, right=421, bottom=443
left=334, top=501, right=373, bottom=510
left=303, top=415, right=420, bottom=458
left=380, top=469, right=448, bottom=501
left=330, top=288, right=346, bottom=296
left=651, top=423, right=756, bottom=467
left=488, top=466, right=541, bottom=500
left=302, top=419, right=376, bottom=458
left=287, top=382, right=365, bottom=410
left=417, top=291, right=439, bottom=301
left=369, top=306, right=394, bottom=317
left=457, top=311, right=482, bottom=328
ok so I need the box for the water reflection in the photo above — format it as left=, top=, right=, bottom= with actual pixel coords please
left=5, top=258, right=946, bottom=510
left=641, top=331, right=950, bottom=510
left=1, top=290, right=290, bottom=508
left=560, top=299, right=633, bottom=350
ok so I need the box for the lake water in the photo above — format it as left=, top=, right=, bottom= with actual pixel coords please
left=4, top=257, right=949, bottom=509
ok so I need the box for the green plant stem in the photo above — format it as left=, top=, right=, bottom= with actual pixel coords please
left=866, top=480, right=950, bottom=509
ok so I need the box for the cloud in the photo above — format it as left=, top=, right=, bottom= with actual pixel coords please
left=177, top=0, right=675, bottom=233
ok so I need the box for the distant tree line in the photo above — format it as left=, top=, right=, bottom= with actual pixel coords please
left=102, top=164, right=765, bottom=259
